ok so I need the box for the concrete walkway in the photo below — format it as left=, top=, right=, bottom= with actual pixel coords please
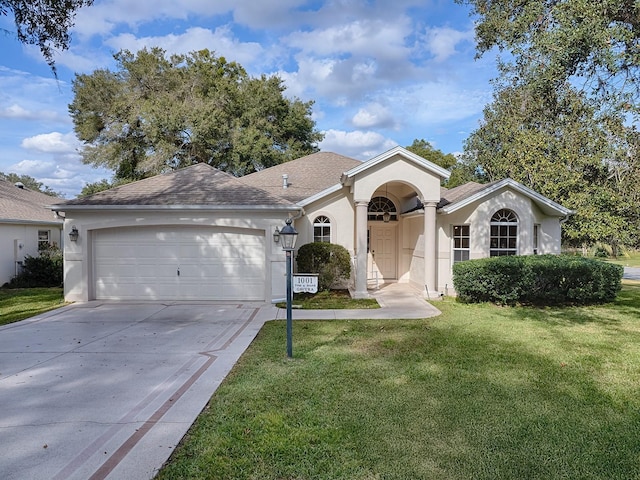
left=0, top=285, right=438, bottom=480
left=272, top=282, right=441, bottom=320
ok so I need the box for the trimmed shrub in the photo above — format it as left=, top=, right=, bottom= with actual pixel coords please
left=453, top=255, right=623, bottom=306
left=296, top=242, right=351, bottom=291
left=6, top=245, right=63, bottom=288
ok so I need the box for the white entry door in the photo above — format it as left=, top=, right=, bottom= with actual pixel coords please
left=93, top=226, right=265, bottom=301
left=369, top=225, right=397, bottom=280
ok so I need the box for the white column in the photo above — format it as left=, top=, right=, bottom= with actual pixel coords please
left=354, top=200, right=369, bottom=298
left=423, top=201, right=438, bottom=296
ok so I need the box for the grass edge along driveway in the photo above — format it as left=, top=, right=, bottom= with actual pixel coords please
left=157, top=281, right=640, bottom=480
left=0, top=287, right=65, bottom=326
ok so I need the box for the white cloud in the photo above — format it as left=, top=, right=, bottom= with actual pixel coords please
left=285, top=19, right=411, bottom=61
left=21, top=132, right=81, bottom=154
left=423, top=26, right=474, bottom=62
left=0, top=104, right=63, bottom=122
left=319, top=129, right=397, bottom=159
left=352, top=103, right=397, bottom=129
left=105, top=26, right=264, bottom=68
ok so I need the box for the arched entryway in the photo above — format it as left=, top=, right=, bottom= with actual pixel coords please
left=368, top=195, right=398, bottom=281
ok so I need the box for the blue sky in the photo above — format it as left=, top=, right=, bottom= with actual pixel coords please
left=0, top=0, right=497, bottom=198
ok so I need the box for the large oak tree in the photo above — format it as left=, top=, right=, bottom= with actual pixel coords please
left=69, top=48, right=323, bottom=182
left=458, top=0, right=640, bottom=249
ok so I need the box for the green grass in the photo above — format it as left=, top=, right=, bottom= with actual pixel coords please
left=0, top=287, right=65, bottom=326
left=276, top=289, right=380, bottom=309
left=157, top=281, right=640, bottom=480
left=605, top=250, right=640, bottom=267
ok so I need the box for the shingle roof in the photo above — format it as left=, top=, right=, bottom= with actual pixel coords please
left=57, top=163, right=297, bottom=208
left=438, top=181, right=500, bottom=209
left=240, top=151, right=362, bottom=203
left=0, top=179, right=63, bottom=224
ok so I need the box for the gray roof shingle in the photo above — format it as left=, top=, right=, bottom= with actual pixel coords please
left=240, top=151, right=362, bottom=203
left=0, top=179, right=63, bottom=224
left=58, top=163, right=296, bottom=208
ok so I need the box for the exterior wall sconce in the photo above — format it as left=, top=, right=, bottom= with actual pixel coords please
left=69, top=226, right=79, bottom=242
left=273, top=226, right=280, bottom=244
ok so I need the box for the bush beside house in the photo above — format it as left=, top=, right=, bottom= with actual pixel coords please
left=4, top=245, right=63, bottom=288
left=296, top=243, right=351, bottom=291
left=453, top=255, right=623, bottom=305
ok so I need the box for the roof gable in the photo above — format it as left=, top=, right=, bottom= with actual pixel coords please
left=341, top=146, right=451, bottom=185
left=438, top=178, right=573, bottom=217
left=0, top=179, right=62, bottom=224
left=55, top=163, right=298, bottom=210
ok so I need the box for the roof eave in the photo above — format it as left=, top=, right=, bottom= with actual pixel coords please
left=342, top=146, right=451, bottom=182
left=50, top=204, right=302, bottom=212
left=297, top=184, right=344, bottom=207
left=438, top=179, right=573, bottom=217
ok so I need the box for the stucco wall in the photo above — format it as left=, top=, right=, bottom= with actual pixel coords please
left=436, top=189, right=564, bottom=292
left=0, top=223, right=62, bottom=285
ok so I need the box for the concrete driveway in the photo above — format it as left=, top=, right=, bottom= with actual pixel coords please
left=624, top=267, right=640, bottom=281
left=0, top=301, right=274, bottom=480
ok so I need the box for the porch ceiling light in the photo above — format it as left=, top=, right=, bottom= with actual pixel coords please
left=383, top=211, right=391, bottom=223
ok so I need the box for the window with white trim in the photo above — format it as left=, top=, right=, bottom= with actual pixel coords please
left=533, top=224, right=540, bottom=254
left=452, top=225, right=470, bottom=263
left=490, top=209, right=518, bottom=256
left=313, top=216, right=331, bottom=243
left=368, top=196, right=397, bottom=222
left=38, top=230, right=50, bottom=251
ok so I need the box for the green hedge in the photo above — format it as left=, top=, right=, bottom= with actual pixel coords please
left=296, top=242, right=351, bottom=291
left=452, top=255, right=623, bottom=305
left=4, top=246, right=63, bottom=288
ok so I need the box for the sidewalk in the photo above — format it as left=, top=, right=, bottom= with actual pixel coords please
left=269, top=283, right=441, bottom=320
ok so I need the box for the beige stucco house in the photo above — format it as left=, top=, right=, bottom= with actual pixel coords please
left=0, top=179, right=63, bottom=285
left=52, top=146, right=571, bottom=302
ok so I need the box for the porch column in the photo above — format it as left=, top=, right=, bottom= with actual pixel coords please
left=354, top=200, right=369, bottom=298
left=423, top=201, right=438, bottom=296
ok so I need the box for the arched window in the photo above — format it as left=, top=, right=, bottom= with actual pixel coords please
left=313, top=216, right=331, bottom=243
left=490, top=209, right=518, bottom=256
left=368, top=196, right=397, bottom=222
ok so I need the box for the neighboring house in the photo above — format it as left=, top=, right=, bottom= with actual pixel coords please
left=0, top=179, right=63, bottom=285
left=52, top=146, right=572, bottom=302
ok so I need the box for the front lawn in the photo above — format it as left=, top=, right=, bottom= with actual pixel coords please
left=605, top=250, right=640, bottom=267
left=276, top=289, right=380, bottom=309
left=157, top=282, right=640, bottom=480
left=0, top=288, right=65, bottom=326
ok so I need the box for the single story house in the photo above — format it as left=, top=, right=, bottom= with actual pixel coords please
left=0, top=179, right=63, bottom=285
left=52, top=146, right=572, bottom=302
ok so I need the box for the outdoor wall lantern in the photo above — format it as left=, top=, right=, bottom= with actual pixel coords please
left=273, top=226, right=280, bottom=244
left=69, top=226, right=79, bottom=242
left=382, top=211, right=391, bottom=223
left=280, top=218, right=298, bottom=358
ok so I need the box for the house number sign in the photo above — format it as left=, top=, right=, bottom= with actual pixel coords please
left=293, top=274, right=318, bottom=293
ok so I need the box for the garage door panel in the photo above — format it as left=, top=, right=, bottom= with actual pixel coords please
left=94, top=227, right=265, bottom=301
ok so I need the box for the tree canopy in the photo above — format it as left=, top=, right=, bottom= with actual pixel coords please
left=1, top=0, right=93, bottom=75
left=69, top=48, right=323, bottom=181
left=458, top=0, right=640, bottom=250
left=0, top=172, right=61, bottom=196
left=457, top=0, right=640, bottom=118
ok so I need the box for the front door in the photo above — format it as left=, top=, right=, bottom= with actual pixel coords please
left=369, top=225, right=397, bottom=280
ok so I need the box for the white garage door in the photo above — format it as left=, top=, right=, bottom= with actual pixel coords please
left=93, top=226, right=265, bottom=301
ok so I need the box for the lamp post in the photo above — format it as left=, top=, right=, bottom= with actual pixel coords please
left=279, top=218, right=298, bottom=358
